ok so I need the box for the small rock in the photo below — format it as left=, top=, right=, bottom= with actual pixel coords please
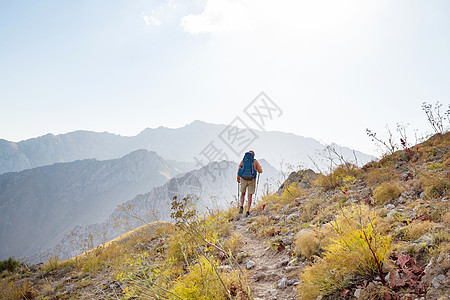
left=269, top=289, right=278, bottom=299
left=30, top=263, right=43, bottom=272
left=235, top=215, right=241, bottom=221
left=254, top=272, right=265, bottom=282
left=417, top=234, right=434, bottom=246
left=294, top=197, right=304, bottom=204
left=276, top=258, right=289, bottom=268
left=426, top=288, right=443, bottom=299
left=282, top=237, right=293, bottom=245
left=387, top=209, right=398, bottom=218
left=385, top=204, right=395, bottom=210
left=424, top=257, right=434, bottom=274
left=431, top=274, right=445, bottom=289
left=284, top=230, right=293, bottom=236
left=390, top=269, right=401, bottom=281
left=288, top=258, right=298, bottom=266
left=401, top=172, right=413, bottom=181
left=287, top=279, right=299, bottom=286
left=354, top=288, right=362, bottom=299
left=246, top=259, right=256, bottom=270
left=288, top=207, right=298, bottom=214
left=285, top=266, right=302, bottom=271
left=287, top=213, right=300, bottom=222
left=277, top=278, right=287, bottom=289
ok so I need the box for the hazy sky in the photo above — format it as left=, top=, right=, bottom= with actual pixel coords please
left=1, top=0, right=449, bottom=155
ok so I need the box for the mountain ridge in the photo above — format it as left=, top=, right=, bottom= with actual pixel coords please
left=0, top=149, right=179, bottom=260
left=0, top=121, right=375, bottom=175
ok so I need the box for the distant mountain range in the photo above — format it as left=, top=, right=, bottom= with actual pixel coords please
left=25, top=159, right=280, bottom=264
left=0, top=150, right=179, bottom=260
left=0, top=121, right=375, bottom=175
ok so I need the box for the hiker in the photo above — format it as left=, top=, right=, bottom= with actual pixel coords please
left=237, top=150, right=263, bottom=217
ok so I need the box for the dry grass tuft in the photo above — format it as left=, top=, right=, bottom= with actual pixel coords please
left=314, top=163, right=360, bottom=191
left=404, top=220, right=435, bottom=240
left=223, top=233, right=242, bottom=256
left=421, top=175, right=449, bottom=199
left=294, top=230, right=320, bottom=259
left=373, top=181, right=403, bottom=205
left=364, top=164, right=398, bottom=185
left=0, top=278, right=36, bottom=300
left=443, top=211, right=450, bottom=224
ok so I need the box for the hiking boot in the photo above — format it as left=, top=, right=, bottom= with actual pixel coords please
left=239, top=206, right=243, bottom=214
left=245, top=211, right=250, bottom=217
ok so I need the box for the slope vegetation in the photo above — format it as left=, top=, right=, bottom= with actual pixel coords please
left=1, top=133, right=449, bottom=300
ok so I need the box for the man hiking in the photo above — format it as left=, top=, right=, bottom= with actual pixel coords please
left=237, top=150, right=263, bottom=217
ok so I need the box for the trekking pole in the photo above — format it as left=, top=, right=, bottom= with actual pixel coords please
left=237, top=181, right=240, bottom=204
left=255, top=173, right=260, bottom=200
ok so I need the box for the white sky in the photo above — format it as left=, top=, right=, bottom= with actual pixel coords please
left=1, top=0, right=449, bottom=156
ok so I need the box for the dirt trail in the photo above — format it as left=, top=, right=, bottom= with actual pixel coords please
left=234, top=218, right=301, bottom=300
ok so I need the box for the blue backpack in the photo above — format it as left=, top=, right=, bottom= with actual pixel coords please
left=238, top=152, right=257, bottom=180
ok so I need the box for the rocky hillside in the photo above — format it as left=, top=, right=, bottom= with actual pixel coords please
left=0, top=150, right=178, bottom=260
left=0, top=133, right=448, bottom=300
left=0, top=121, right=374, bottom=175
left=24, top=159, right=281, bottom=264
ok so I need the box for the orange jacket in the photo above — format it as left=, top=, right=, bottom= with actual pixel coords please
left=237, top=159, right=263, bottom=182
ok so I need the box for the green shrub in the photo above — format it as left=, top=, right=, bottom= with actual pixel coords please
left=0, top=257, right=21, bottom=273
